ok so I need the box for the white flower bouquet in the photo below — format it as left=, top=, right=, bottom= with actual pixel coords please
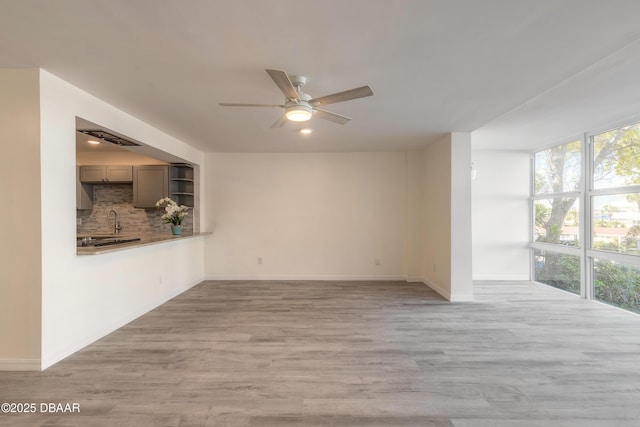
left=155, top=197, right=189, bottom=226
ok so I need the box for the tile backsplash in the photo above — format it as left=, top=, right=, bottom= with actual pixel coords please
left=77, top=184, right=193, bottom=235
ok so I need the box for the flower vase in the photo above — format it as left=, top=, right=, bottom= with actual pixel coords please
left=171, top=225, right=183, bottom=236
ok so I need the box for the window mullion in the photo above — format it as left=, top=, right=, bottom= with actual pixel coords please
left=532, top=191, right=581, bottom=200
left=582, top=133, right=591, bottom=300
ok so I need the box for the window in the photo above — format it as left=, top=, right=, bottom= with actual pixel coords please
left=531, top=140, right=582, bottom=294
left=534, top=142, right=581, bottom=194
left=534, top=249, right=580, bottom=295
left=533, top=140, right=582, bottom=245
left=592, top=124, right=640, bottom=190
left=594, top=259, right=640, bottom=314
left=531, top=121, right=640, bottom=313
left=592, top=194, right=640, bottom=255
left=534, top=198, right=580, bottom=246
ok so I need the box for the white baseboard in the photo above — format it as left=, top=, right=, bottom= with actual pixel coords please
left=421, top=278, right=450, bottom=300
left=205, top=275, right=475, bottom=301
left=421, top=278, right=474, bottom=302
left=204, top=275, right=407, bottom=281
left=0, top=359, right=41, bottom=371
left=448, top=292, right=475, bottom=302
left=41, top=278, right=203, bottom=370
left=473, top=275, right=530, bottom=281
left=473, top=279, right=532, bottom=285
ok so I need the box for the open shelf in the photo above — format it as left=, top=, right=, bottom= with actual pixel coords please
left=169, top=164, right=194, bottom=207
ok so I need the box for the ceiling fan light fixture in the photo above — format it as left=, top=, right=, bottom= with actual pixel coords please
left=285, top=104, right=312, bottom=122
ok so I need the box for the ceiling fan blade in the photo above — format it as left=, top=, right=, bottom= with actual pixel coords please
left=219, top=102, right=283, bottom=108
left=314, top=108, right=351, bottom=125
left=270, top=115, right=287, bottom=128
left=309, top=86, right=373, bottom=106
left=266, top=69, right=300, bottom=102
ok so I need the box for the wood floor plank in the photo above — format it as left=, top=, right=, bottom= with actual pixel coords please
left=1, top=280, right=639, bottom=426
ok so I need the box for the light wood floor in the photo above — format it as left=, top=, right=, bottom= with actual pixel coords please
left=1, top=280, right=640, bottom=426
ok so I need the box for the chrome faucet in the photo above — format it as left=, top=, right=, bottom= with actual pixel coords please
left=108, top=209, right=122, bottom=234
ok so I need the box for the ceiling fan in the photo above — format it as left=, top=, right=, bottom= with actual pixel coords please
left=219, top=69, right=373, bottom=128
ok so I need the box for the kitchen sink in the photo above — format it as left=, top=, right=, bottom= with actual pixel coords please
left=93, top=238, right=141, bottom=247
left=78, top=237, right=141, bottom=247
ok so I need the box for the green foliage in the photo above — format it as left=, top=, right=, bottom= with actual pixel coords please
left=593, top=125, right=640, bottom=186
left=595, top=220, right=625, bottom=228
left=565, top=210, right=579, bottom=226
left=593, top=240, right=622, bottom=252
left=534, top=173, right=547, bottom=194
left=594, top=260, right=640, bottom=314
left=627, top=193, right=640, bottom=211
left=612, top=127, right=640, bottom=183
left=535, top=252, right=580, bottom=294
left=537, top=251, right=640, bottom=314
left=534, top=202, right=549, bottom=227
left=623, top=225, right=640, bottom=254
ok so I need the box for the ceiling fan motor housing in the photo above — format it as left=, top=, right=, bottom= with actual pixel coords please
left=285, top=92, right=313, bottom=121
left=289, top=75, right=307, bottom=90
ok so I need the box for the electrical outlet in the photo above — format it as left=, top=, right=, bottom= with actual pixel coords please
left=375, top=258, right=381, bottom=266
left=258, top=257, right=263, bottom=265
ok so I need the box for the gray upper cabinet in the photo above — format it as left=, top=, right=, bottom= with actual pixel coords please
left=79, top=165, right=133, bottom=183
left=133, top=165, right=168, bottom=208
left=107, top=165, right=133, bottom=182
left=76, top=166, right=93, bottom=210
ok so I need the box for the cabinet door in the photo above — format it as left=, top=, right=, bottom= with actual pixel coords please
left=133, top=166, right=168, bottom=208
left=107, top=165, right=133, bottom=183
left=76, top=166, right=93, bottom=209
left=79, top=165, right=106, bottom=182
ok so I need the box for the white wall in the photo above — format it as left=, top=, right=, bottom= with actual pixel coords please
left=450, top=133, right=473, bottom=299
left=203, top=152, right=406, bottom=279
left=471, top=149, right=530, bottom=280
left=0, top=69, right=42, bottom=370
left=420, top=134, right=473, bottom=301
left=38, top=70, right=206, bottom=369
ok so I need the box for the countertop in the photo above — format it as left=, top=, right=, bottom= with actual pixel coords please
left=76, top=232, right=211, bottom=255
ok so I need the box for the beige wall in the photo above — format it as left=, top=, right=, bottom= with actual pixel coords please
left=75, top=151, right=167, bottom=165
left=204, top=152, right=407, bottom=279
left=0, top=69, right=42, bottom=368
left=203, top=146, right=473, bottom=299
left=422, top=137, right=452, bottom=296
left=404, top=150, right=424, bottom=280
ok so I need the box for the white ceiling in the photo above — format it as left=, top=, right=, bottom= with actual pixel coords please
left=3, top=0, right=640, bottom=152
